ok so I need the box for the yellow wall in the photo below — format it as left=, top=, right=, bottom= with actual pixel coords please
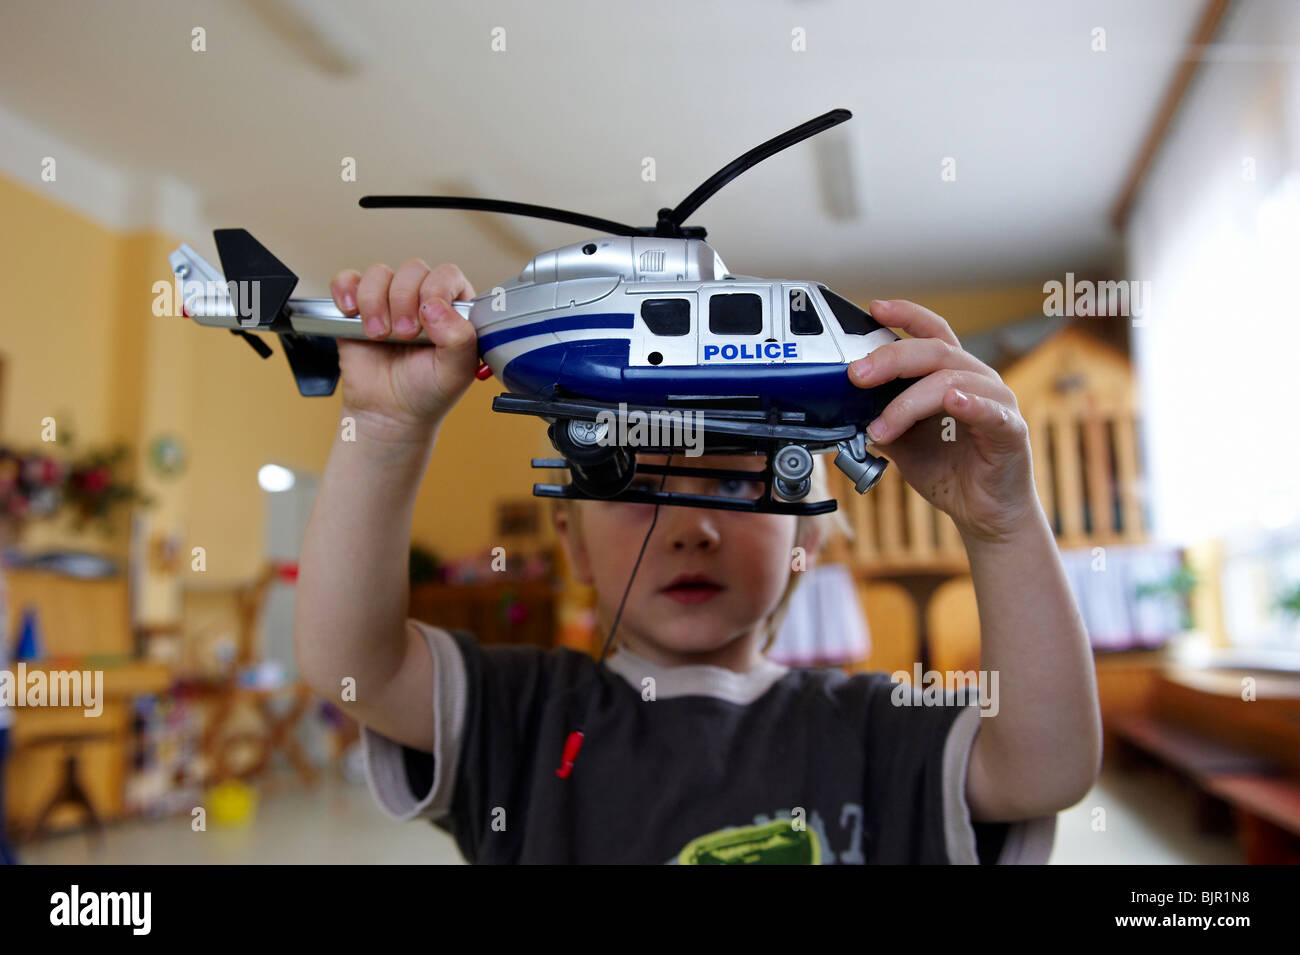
left=1, top=172, right=551, bottom=619
left=886, top=285, right=1050, bottom=337
left=1, top=177, right=121, bottom=458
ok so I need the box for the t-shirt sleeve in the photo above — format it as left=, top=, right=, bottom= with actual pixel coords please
left=360, top=620, right=469, bottom=822
left=941, top=705, right=1057, bottom=864
left=359, top=623, right=571, bottom=862
left=862, top=676, right=1057, bottom=864
left=438, top=631, right=574, bottom=863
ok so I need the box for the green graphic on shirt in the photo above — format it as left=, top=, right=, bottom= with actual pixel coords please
left=677, top=819, right=820, bottom=864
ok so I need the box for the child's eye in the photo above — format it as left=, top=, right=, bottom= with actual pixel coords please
left=621, top=475, right=764, bottom=499
left=714, top=478, right=764, bottom=499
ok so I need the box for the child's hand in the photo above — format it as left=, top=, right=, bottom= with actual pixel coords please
left=329, top=260, right=479, bottom=439
left=846, top=300, right=1039, bottom=544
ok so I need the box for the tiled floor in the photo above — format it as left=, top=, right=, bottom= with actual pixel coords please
left=16, top=762, right=1243, bottom=865
left=19, top=772, right=466, bottom=865
left=1053, top=763, right=1242, bottom=864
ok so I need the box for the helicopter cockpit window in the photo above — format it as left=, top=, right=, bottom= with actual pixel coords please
left=818, top=286, right=885, bottom=336
left=709, top=293, right=763, bottom=335
left=788, top=289, right=823, bottom=335
left=640, top=298, right=691, bottom=336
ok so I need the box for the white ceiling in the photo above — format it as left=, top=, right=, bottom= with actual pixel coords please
left=0, top=0, right=1208, bottom=301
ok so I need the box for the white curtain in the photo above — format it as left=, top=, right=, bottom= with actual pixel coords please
left=1128, top=1, right=1300, bottom=649
left=769, top=563, right=871, bottom=667
left=1129, top=0, right=1300, bottom=546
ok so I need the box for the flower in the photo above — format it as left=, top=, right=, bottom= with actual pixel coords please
left=82, top=466, right=112, bottom=494
left=0, top=439, right=151, bottom=538
left=40, top=457, right=63, bottom=485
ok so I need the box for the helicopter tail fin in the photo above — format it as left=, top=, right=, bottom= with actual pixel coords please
left=280, top=334, right=340, bottom=397
left=213, top=228, right=299, bottom=328
left=213, top=228, right=340, bottom=397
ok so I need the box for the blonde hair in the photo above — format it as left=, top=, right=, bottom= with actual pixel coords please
left=552, top=452, right=853, bottom=656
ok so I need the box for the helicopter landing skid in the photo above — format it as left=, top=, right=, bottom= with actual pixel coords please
left=529, top=457, right=840, bottom=516
left=492, top=392, right=891, bottom=514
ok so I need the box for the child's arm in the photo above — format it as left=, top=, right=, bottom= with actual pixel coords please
left=846, top=298, right=1102, bottom=822
left=295, top=415, right=440, bottom=753
left=294, top=260, right=480, bottom=755
left=957, top=508, right=1101, bottom=821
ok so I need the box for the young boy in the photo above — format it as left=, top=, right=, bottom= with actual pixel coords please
left=294, top=258, right=1102, bottom=864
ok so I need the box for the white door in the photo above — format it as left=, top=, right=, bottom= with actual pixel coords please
left=698, top=284, right=782, bottom=365
left=629, top=291, right=697, bottom=366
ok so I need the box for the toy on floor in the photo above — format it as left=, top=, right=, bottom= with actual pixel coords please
left=208, top=779, right=257, bottom=827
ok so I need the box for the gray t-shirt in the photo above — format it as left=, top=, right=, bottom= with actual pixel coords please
left=362, top=621, right=1056, bottom=864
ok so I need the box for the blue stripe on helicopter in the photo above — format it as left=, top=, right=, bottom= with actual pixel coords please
left=500, top=339, right=900, bottom=428
left=477, top=312, right=635, bottom=355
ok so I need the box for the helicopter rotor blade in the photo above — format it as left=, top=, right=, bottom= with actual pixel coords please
left=358, top=195, right=656, bottom=238
left=659, top=107, right=852, bottom=236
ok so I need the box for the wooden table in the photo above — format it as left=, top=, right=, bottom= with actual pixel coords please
left=197, top=680, right=320, bottom=787
left=4, top=661, right=172, bottom=838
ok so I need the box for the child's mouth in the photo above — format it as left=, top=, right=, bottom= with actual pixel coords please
left=660, top=578, right=726, bottom=605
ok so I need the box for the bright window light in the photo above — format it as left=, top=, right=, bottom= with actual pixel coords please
left=258, top=464, right=295, bottom=493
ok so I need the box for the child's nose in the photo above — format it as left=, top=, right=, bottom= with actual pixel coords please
left=663, top=505, right=722, bottom=551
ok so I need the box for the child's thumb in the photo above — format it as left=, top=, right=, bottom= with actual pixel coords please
left=419, top=299, right=479, bottom=369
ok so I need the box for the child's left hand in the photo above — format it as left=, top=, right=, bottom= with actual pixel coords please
left=846, top=299, right=1041, bottom=544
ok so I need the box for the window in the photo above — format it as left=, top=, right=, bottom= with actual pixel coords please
left=640, top=298, right=690, bottom=336
left=788, top=288, right=823, bottom=335
left=709, top=292, right=762, bottom=335
left=818, top=286, right=884, bottom=336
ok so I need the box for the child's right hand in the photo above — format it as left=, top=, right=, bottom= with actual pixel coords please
left=329, top=259, right=480, bottom=439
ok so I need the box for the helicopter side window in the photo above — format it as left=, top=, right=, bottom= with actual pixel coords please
left=818, top=286, right=885, bottom=336
left=640, top=298, right=691, bottom=336
left=788, top=289, right=823, bottom=335
left=709, top=293, right=763, bottom=335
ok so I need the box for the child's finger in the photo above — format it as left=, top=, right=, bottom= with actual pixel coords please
left=356, top=264, right=395, bottom=339
left=848, top=336, right=993, bottom=389
left=866, top=370, right=1013, bottom=444
left=389, top=259, right=433, bottom=340
left=419, top=263, right=476, bottom=310
left=939, top=388, right=1028, bottom=450
left=330, top=269, right=362, bottom=315
left=868, top=299, right=962, bottom=348
left=417, top=298, right=480, bottom=387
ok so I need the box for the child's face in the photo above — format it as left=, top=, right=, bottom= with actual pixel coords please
left=554, top=453, right=807, bottom=663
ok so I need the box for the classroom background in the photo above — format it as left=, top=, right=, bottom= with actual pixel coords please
left=1, top=0, right=1298, bottom=864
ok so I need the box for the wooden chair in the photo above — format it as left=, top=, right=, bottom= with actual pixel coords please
left=832, top=324, right=1150, bottom=669
left=191, top=562, right=319, bottom=788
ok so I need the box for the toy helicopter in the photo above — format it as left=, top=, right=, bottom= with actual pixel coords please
left=168, top=108, right=919, bottom=516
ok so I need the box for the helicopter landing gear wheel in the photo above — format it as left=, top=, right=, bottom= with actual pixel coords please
left=773, top=445, right=814, bottom=483
left=549, top=420, right=636, bottom=499
left=774, top=476, right=812, bottom=501
left=565, top=418, right=607, bottom=447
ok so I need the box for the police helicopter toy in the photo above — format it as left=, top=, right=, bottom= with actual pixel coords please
left=168, top=108, right=919, bottom=517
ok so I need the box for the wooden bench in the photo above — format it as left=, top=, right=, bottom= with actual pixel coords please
left=1111, top=711, right=1300, bottom=863
left=1199, top=775, right=1300, bottom=864
left=1111, top=713, right=1280, bottom=778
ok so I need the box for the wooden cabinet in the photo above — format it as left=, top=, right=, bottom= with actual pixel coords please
left=409, top=579, right=558, bottom=648
left=2, top=569, right=170, bottom=835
